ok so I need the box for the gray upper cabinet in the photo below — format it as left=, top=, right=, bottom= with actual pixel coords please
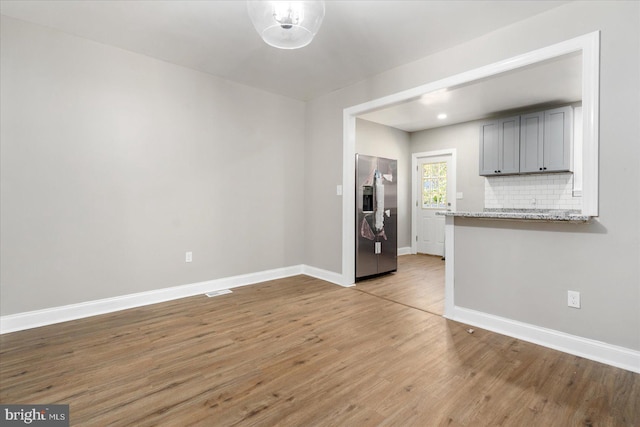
left=543, top=106, right=572, bottom=172
left=520, top=106, right=572, bottom=173
left=481, top=105, right=573, bottom=177
left=479, top=116, right=520, bottom=176
left=519, top=112, right=544, bottom=173
left=479, top=121, right=499, bottom=175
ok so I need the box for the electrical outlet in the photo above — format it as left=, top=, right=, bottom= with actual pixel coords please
left=567, top=290, right=580, bottom=308
left=185, top=251, right=193, bottom=263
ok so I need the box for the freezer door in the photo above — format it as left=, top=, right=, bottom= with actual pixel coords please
left=356, top=154, right=378, bottom=279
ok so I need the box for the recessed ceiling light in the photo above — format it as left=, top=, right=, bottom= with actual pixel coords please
left=437, top=113, right=447, bottom=120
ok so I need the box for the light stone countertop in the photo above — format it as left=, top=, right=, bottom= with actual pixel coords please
left=436, top=209, right=591, bottom=222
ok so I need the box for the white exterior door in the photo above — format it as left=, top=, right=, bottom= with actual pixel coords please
left=416, top=155, right=452, bottom=256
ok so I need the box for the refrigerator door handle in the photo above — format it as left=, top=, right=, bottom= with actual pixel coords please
left=375, top=241, right=381, bottom=254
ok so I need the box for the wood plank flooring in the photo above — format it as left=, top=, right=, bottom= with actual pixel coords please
left=1, top=272, right=638, bottom=426
left=355, top=254, right=444, bottom=315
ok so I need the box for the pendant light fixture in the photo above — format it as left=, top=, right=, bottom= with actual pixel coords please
left=247, top=1, right=325, bottom=49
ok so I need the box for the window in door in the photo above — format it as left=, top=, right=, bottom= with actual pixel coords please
left=422, top=162, right=448, bottom=209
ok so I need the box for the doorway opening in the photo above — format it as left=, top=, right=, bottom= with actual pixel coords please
left=341, top=32, right=600, bottom=319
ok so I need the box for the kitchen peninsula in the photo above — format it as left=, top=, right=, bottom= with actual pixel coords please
left=438, top=209, right=590, bottom=222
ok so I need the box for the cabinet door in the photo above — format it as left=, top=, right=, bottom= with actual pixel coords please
left=499, top=116, right=520, bottom=174
left=479, top=120, right=499, bottom=176
left=519, top=112, right=544, bottom=173
left=544, top=106, right=572, bottom=172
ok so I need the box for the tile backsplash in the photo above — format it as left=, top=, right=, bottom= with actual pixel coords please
left=484, top=173, right=581, bottom=211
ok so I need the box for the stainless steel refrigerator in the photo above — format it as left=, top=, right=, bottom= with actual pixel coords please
left=355, top=154, right=398, bottom=280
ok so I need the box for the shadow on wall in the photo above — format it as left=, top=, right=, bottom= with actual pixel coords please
left=453, top=217, right=607, bottom=234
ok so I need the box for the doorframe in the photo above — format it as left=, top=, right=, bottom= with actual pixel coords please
left=411, top=149, right=457, bottom=255
left=341, top=32, right=600, bottom=313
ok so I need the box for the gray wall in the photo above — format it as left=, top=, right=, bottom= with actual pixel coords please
left=355, top=119, right=411, bottom=249
left=0, top=16, right=306, bottom=315
left=304, top=1, right=639, bottom=350
left=411, top=120, right=485, bottom=213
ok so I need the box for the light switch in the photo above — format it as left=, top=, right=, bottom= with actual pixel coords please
left=456, top=192, right=464, bottom=200
left=336, top=185, right=343, bottom=196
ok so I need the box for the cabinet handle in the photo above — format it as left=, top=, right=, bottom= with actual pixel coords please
left=539, top=167, right=543, bottom=171
left=543, top=167, right=547, bottom=170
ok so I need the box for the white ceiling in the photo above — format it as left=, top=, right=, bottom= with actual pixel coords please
left=0, top=0, right=571, bottom=102
left=359, top=52, right=583, bottom=132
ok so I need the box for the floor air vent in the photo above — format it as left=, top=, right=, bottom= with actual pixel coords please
left=205, top=289, right=232, bottom=298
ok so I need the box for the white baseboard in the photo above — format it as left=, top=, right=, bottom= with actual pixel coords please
left=0, top=264, right=353, bottom=334
left=449, top=306, right=640, bottom=374
left=0, top=265, right=305, bottom=334
left=302, top=265, right=352, bottom=287
left=397, top=247, right=412, bottom=256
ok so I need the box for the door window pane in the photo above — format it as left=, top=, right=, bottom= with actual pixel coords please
left=422, top=162, right=447, bottom=209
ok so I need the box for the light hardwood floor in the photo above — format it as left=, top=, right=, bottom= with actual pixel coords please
left=355, top=254, right=445, bottom=315
left=1, top=266, right=638, bottom=426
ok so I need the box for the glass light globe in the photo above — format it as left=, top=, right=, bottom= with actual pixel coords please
left=247, top=1, right=325, bottom=49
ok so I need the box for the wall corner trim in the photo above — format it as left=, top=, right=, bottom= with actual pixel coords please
left=0, top=265, right=348, bottom=334
left=302, top=265, right=352, bottom=287
left=448, top=306, right=640, bottom=374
